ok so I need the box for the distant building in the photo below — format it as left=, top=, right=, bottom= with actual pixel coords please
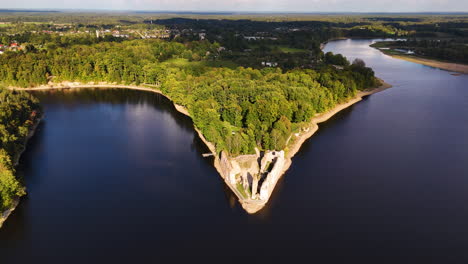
left=199, top=33, right=206, bottom=40
left=244, top=36, right=264, bottom=40
left=112, top=32, right=129, bottom=38
left=262, top=62, right=278, bottom=67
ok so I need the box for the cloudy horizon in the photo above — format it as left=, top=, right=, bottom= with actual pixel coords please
left=1, top=0, right=468, bottom=13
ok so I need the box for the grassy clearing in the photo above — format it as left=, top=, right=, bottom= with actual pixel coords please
left=370, top=42, right=409, bottom=56
left=262, top=161, right=272, bottom=173
left=203, top=60, right=239, bottom=69
left=276, top=46, right=307, bottom=53
left=249, top=44, right=308, bottom=54
left=162, top=58, right=239, bottom=70
left=381, top=49, right=407, bottom=56
left=369, top=41, right=392, bottom=48
left=236, top=183, right=248, bottom=199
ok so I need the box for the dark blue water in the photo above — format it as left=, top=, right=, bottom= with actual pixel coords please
left=1, top=39, right=467, bottom=263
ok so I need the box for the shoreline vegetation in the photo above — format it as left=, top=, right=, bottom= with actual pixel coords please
left=0, top=90, right=41, bottom=228
left=370, top=42, right=468, bottom=74
left=10, top=78, right=391, bottom=214
left=0, top=117, right=42, bottom=228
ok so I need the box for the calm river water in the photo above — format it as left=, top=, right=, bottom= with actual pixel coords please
left=1, top=39, right=467, bottom=263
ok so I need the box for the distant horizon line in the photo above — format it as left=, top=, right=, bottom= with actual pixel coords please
left=0, top=9, right=468, bottom=15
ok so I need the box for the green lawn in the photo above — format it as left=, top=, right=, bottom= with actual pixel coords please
left=276, top=46, right=307, bottom=53
left=369, top=41, right=392, bottom=48
left=370, top=42, right=408, bottom=55
left=203, top=60, right=239, bottom=69
left=162, top=58, right=238, bottom=69
left=236, top=183, right=248, bottom=199
left=249, top=44, right=308, bottom=54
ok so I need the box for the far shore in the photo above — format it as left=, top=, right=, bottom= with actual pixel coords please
left=10, top=79, right=392, bottom=215
left=390, top=55, right=468, bottom=75
left=372, top=48, right=468, bottom=74
left=324, top=38, right=468, bottom=75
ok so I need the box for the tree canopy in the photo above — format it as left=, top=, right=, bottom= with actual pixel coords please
left=0, top=88, right=40, bottom=211
left=0, top=39, right=378, bottom=156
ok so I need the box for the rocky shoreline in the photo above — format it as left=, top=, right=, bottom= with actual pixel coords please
left=0, top=199, right=19, bottom=228
left=10, top=79, right=392, bottom=215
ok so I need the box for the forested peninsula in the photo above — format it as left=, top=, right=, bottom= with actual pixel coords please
left=2, top=38, right=383, bottom=213
left=1, top=39, right=379, bottom=152
left=0, top=15, right=409, bottom=215
left=0, top=88, right=41, bottom=227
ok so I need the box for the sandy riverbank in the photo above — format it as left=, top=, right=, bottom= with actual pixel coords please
left=10, top=80, right=392, bottom=215
left=372, top=50, right=468, bottom=74
left=325, top=38, right=468, bottom=75
left=390, top=55, right=468, bottom=74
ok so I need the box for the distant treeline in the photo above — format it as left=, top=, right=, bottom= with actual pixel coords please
left=0, top=10, right=59, bottom=13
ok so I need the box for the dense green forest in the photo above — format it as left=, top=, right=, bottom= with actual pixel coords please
left=0, top=88, right=40, bottom=211
left=0, top=38, right=378, bottom=155
left=4, top=13, right=439, bottom=158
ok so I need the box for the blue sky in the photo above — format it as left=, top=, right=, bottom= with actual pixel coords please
left=2, top=0, right=467, bottom=12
